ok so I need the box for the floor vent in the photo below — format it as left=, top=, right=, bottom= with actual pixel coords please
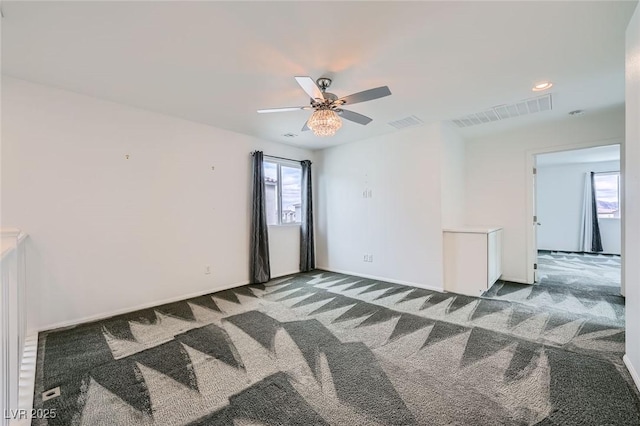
left=388, top=115, right=424, bottom=130
left=42, top=387, right=61, bottom=401
left=452, top=94, right=552, bottom=128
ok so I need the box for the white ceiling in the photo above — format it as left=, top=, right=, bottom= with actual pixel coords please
left=536, top=144, right=621, bottom=167
left=2, top=1, right=637, bottom=149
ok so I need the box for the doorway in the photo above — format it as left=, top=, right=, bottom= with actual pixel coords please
left=533, top=145, right=622, bottom=297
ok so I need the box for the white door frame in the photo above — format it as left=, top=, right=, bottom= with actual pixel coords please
left=525, top=137, right=623, bottom=286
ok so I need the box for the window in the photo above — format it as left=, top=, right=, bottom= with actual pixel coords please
left=263, top=160, right=302, bottom=225
left=594, top=172, right=620, bottom=218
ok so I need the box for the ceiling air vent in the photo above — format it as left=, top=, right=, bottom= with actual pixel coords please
left=452, top=94, right=552, bottom=128
left=388, top=115, right=424, bottom=130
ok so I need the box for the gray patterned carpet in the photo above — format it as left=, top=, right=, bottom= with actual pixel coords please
left=538, top=250, right=621, bottom=288
left=34, top=269, right=638, bottom=425
left=484, top=251, right=623, bottom=325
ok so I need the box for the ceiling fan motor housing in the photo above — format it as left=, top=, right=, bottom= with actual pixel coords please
left=323, top=92, right=338, bottom=102
left=313, top=77, right=339, bottom=107
left=312, top=92, right=338, bottom=109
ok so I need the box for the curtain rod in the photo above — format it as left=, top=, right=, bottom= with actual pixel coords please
left=251, top=151, right=309, bottom=164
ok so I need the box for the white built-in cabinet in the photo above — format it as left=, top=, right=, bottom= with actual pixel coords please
left=443, top=227, right=503, bottom=297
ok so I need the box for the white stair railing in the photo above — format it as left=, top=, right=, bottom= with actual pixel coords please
left=1, top=229, right=28, bottom=426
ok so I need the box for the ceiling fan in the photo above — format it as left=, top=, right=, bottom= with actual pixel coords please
left=258, top=76, right=392, bottom=137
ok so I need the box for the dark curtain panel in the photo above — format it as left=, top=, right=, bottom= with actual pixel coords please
left=300, top=160, right=315, bottom=272
left=590, top=172, right=604, bottom=252
left=250, top=151, right=271, bottom=283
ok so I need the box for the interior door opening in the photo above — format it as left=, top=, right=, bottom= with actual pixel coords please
left=533, top=145, right=622, bottom=298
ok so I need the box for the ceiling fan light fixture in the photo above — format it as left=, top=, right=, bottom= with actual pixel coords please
left=307, top=109, right=342, bottom=137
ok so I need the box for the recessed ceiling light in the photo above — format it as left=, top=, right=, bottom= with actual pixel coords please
left=532, top=81, right=553, bottom=92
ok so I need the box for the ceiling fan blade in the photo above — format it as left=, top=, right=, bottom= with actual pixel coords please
left=257, top=106, right=311, bottom=113
left=338, top=109, right=373, bottom=125
left=295, top=76, right=325, bottom=101
left=337, top=86, right=391, bottom=106
left=301, top=121, right=311, bottom=131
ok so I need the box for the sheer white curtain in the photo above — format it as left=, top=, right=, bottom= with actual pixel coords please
left=579, top=172, right=603, bottom=252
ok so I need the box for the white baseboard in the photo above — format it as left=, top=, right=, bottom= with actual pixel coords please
left=500, top=276, right=532, bottom=285
left=272, top=269, right=301, bottom=278
left=40, top=280, right=250, bottom=332
left=623, top=354, right=640, bottom=393
left=39, top=270, right=299, bottom=332
left=316, top=266, right=443, bottom=292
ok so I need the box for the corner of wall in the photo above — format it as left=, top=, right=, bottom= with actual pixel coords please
left=624, top=1, right=640, bottom=387
left=312, top=123, right=446, bottom=288
left=440, top=121, right=467, bottom=228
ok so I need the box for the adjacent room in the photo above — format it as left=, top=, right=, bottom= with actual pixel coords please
left=486, top=145, right=624, bottom=318
left=2, top=1, right=640, bottom=425
left=536, top=145, right=622, bottom=291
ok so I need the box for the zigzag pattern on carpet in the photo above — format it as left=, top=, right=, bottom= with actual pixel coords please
left=265, top=271, right=624, bottom=361
left=33, top=271, right=637, bottom=426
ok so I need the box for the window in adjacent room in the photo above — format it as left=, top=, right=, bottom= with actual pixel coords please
left=263, top=159, right=302, bottom=225
left=594, top=172, right=621, bottom=218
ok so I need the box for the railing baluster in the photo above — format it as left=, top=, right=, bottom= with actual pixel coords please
left=1, top=230, right=27, bottom=426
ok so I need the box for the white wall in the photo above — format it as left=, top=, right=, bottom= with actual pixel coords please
left=624, top=3, right=640, bottom=391
left=441, top=123, right=467, bottom=228
left=536, top=160, right=621, bottom=254
left=1, top=77, right=313, bottom=331
left=599, top=219, right=622, bottom=256
left=465, top=106, right=625, bottom=283
left=315, top=123, right=457, bottom=290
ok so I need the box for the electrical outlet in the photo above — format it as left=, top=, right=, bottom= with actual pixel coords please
left=369, top=255, right=373, bottom=263
left=363, top=254, right=368, bottom=262
left=205, top=266, right=211, bottom=275
left=368, top=189, right=372, bottom=198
